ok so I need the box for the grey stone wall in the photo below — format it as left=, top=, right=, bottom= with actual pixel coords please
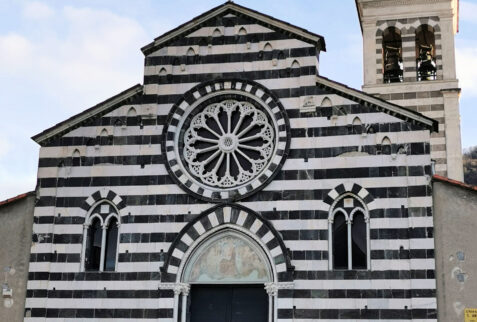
left=0, top=193, right=35, bottom=322
left=433, top=180, right=477, bottom=322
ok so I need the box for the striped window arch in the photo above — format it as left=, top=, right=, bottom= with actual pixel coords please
left=81, top=200, right=120, bottom=272
left=328, top=193, right=370, bottom=270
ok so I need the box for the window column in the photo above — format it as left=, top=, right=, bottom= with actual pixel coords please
left=80, top=223, right=89, bottom=272
left=99, top=225, right=107, bottom=272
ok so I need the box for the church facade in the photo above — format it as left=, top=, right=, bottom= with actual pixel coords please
left=24, top=1, right=460, bottom=321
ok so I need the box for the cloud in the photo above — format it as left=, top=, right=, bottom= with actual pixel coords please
left=0, top=5, right=149, bottom=110
left=23, top=1, right=54, bottom=20
left=456, top=46, right=477, bottom=97
left=460, top=1, right=477, bottom=24
left=0, top=33, right=33, bottom=72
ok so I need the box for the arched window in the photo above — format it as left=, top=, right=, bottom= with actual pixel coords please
left=332, top=211, right=348, bottom=269
left=72, top=149, right=81, bottom=167
left=381, top=136, right=392, bottom=155
left=104, top=217, right=119, bottom=271
left=81, top=202, right=120, bottom=272
left=382, top=27, right=403, bottom=83
left=328, top=194, right=370, bottom=270
left=85, top=216, right=102, bottom=271
left=416, top=25, right=436, bottom=81
left=290, top=59, right=300, bottom=77
left=351, top=210, right=367, bottom=269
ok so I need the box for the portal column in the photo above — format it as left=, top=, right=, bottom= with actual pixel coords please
left=265, top=283, right=277, bottom=322
left=181, top=284, right=190, bottom=322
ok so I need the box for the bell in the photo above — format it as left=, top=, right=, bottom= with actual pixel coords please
left=383, top=45, right=403, bottom=83
left=417, top=45, right=436, bottom=81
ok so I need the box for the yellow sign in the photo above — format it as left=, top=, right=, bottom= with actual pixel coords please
left=465, top=308, right=477, bottom=322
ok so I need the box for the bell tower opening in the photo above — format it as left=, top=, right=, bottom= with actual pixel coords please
left=382, top=27, right=403, bottom=83
left=416, top=25, right=437, bottom=81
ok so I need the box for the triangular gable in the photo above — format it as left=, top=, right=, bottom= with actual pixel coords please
left=32, top=84, right=143, bottom=146
left=316, top=76, right=438, bottom=132
left=141, top=1, right=326, bottom=56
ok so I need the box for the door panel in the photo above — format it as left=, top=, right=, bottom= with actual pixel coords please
left=190, top=287, right=231, bottom=322
left=231, top=286, right=268, bottom=322
left=190, top=285, right=267, bottom=322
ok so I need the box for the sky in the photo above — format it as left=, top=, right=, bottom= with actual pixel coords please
left=0, top=0, right=476, bottom=200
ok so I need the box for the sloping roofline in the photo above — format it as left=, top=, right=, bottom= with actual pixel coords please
left=433, top=174, right=477, bottom=192
left=316, top=75, right=438, bottom=132
left=141, top=1, right=326, bottom=56
left=0, top=191, right=35, bottom=208
left=32, top=84, right=143, bottom=146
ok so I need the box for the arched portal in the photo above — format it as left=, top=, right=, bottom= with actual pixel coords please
left=183, top=230, right=272, bottom=322
left=160, top=204, right=293, bottom=322
left=183, top=230, right=272, bottom=284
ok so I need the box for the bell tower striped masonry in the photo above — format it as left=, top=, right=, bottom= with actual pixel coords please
left=356, top=0, right=464, bottom=180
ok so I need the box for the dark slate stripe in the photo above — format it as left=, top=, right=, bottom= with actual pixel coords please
left=142, top=85, right=328, bottom=104
left=28, top=271, right=161, bottom=281
left=38, top=167, right=431, bottom=188
left=145, top=46, right=316, bottom=66
left=143, top=66, right=316, bottom=85
left=38, top=141, right=430, bottom=167
left=159, top=32, right=314, bottom=47
left=26, top=308, right=172, bottom=319
left=115, top=227, right=432, bottom=244
left=33, top=206, right=429, bottom=226
left=277, top=308, right=436, bottom=320
left=41, top=121, right=423, bottom=147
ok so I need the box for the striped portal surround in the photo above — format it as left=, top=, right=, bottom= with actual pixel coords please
left=25, top=2, right=438, bottom=321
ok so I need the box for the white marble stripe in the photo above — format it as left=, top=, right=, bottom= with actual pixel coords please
left=38, top=133, right=429, bottom=158
left=144, top=75, right=317, bottom=95
left=25, top=297, right=174, bottom=309
left=278, top=298, right=436, bottom=310
left=24, top=319, right=170, bottom=322
left=281, top=320, right=436, bottom=322
left=32, top=197, right=433, bottom=220
left=293, top=279, right=435, bottom=290
left=148, top=39, right=313, bottom=57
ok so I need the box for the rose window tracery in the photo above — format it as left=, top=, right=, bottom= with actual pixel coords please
left=164, top=80, right=289, bottom=202
left=183, top=100, right=275, bottom=188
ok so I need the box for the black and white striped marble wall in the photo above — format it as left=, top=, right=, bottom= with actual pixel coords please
left=25, top=11, right=436, bottom=322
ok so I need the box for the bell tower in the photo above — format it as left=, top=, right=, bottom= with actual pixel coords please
left=356, top=0, right=463, bottom=180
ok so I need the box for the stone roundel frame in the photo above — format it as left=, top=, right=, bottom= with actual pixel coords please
left=161, top=203, right=294, bottom=283
left=162, top=78, right=291, bottom=202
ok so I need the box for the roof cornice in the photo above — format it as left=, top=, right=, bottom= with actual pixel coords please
left=141, top=2, right=326, bottom=55
left=316, top=76, right=438, bottom=132
left=32, top=84, right=143, bottom=146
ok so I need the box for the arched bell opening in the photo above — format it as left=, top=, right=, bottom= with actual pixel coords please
left=416, top=24, right=437, bottom=81
left=382, top=27, right=403, bottom=83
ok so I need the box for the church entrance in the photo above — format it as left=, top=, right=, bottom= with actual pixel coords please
left=178, top=230, right=274, bottom=322
left=189, top=284, right=268, bottom=322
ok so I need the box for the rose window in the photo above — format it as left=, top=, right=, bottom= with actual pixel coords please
left=183, top=99, right=275, bottom=188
